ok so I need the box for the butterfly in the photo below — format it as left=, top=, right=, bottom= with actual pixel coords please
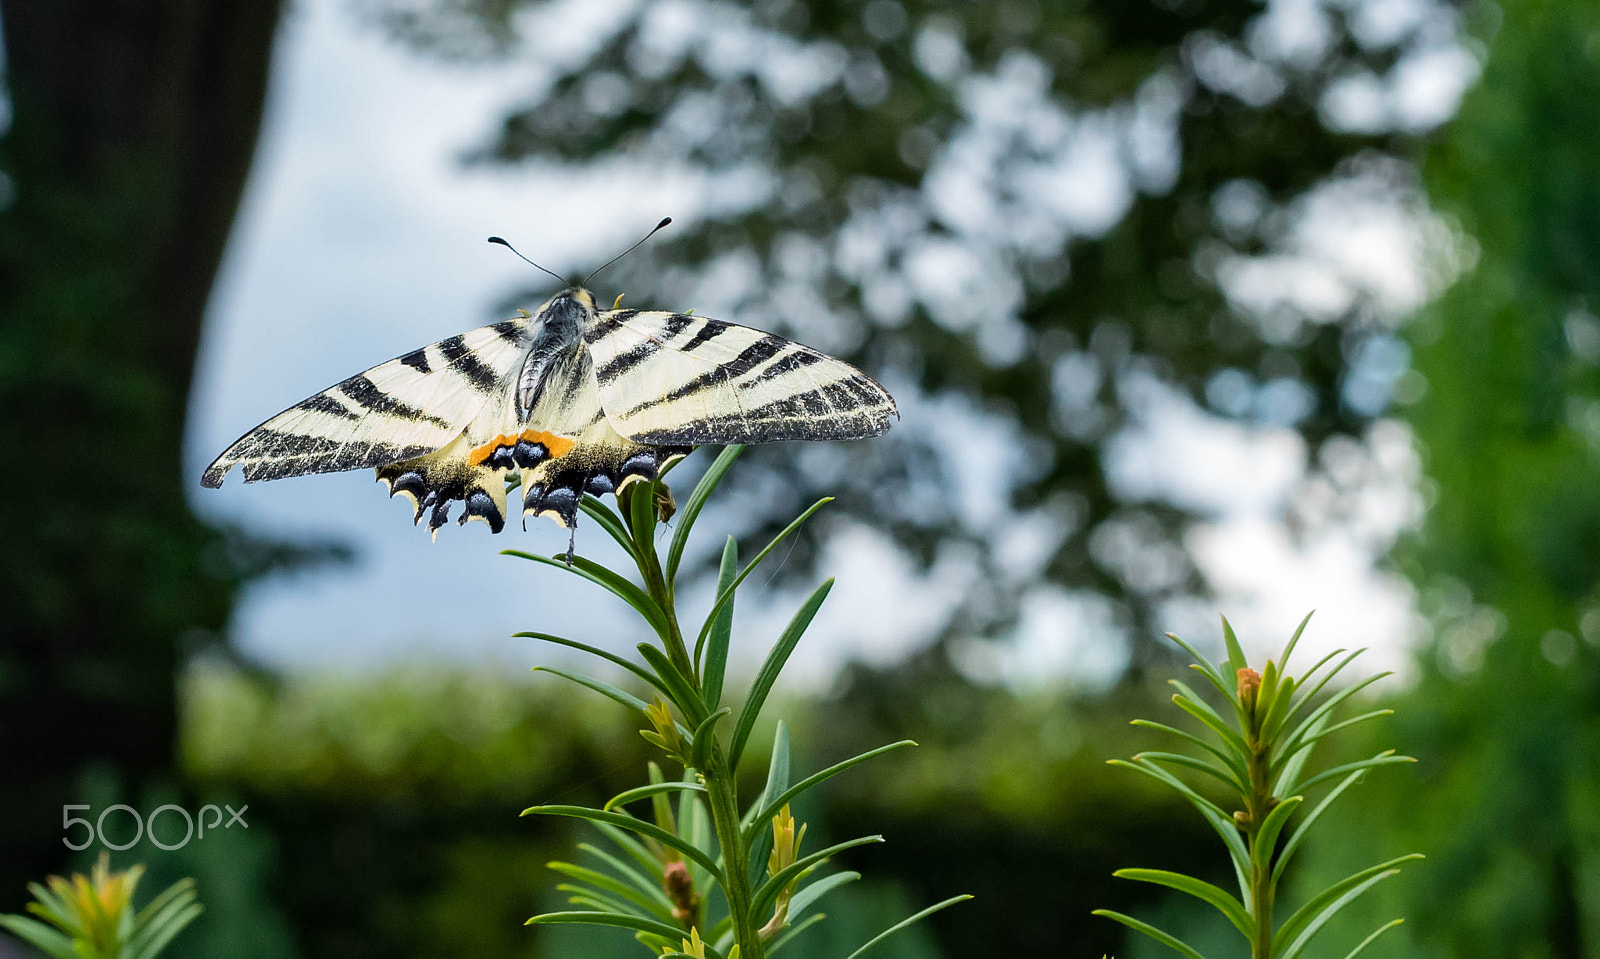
left=202, top=225, right=897, bottom=539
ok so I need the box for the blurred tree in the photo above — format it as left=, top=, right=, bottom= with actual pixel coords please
left=1361, top=0, right=1600, bottom=954
left=0, top=0, right=283, bottom=905
left=357, top=0, right=1466, bottom=676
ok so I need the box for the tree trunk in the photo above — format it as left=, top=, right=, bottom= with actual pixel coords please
left=0, top=0, right=282, bottom=897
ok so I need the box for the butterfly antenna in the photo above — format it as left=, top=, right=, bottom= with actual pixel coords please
left=487, top=236, right=567, bottom=286
left=582, top=217, right=672, bottom=287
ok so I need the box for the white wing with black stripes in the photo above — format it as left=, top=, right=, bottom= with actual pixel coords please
left=203, top=285, right=897, bottom=539
left=584, top=309, right=898, bottom=445
left=202, top=319, right=531, bottom=487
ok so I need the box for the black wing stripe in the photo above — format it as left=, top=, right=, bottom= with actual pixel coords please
left=821, top=381, right=865, bottom=412
left=593, top=342, right=659, bottom=383
left=620, top=334, right=791, bottom=417
left=238, top=429, right=345, bottom=456
left=435, top=335, right=501, bottom=392
left=299, top=394, right=361, bottom=420
left=399, top=349, right=432, bottom=374
left=660, top=313, right=696, bottom=338
left=677, top=319, right=730, bottom=354
left=846, top=378, right=884, bottom=404
left=584, top=309, right=639, bottom=342
left=246, top=442, right=437, bottom=480
left=338, top=375, right=455, bottom=429
left=716, top=334, right=790, bottom=377
left=740, top=348, right=825, bottom=387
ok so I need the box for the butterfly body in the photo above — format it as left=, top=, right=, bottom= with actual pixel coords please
left=203, top=285, right=897, bottom=537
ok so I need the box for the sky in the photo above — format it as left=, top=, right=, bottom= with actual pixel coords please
left=186, top=0, right=1476, bottom=689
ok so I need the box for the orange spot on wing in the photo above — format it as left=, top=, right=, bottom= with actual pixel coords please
left=468, top=429, right=576, bottom=467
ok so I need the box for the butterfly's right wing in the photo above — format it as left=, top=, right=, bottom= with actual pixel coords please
left=584, top=310, right=898, bottom=445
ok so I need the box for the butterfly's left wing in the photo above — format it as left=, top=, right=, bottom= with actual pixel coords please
left=584, top=310, right=897, bottom=445
left=203, top=319, right=532, bottom=488
left=205, top=318, right=538, bottom=537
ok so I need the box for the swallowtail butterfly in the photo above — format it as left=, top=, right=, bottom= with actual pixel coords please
left=202, top=226, right=897, bottom=538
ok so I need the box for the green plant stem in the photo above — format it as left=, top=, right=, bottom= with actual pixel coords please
left=1246, top=705, right=1274, bottom=957
left=704, top=745, right=765, bottom=959
left=662, top=611, right=697, bottom=688
left=631, top=507, right=698, bottom=684
left=629, top=481, right=763, bottom=959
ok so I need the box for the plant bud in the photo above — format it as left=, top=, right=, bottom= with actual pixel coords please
left=1237, top=667, right=1262, bottom=715
left=663, top=860, right=700, bottom=922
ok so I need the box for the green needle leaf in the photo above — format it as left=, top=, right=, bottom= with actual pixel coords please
left=127, top=901, right=205, bottom=959
left=728, top=579, right=833, bottom=771
left=636, top=643, right=707, bottom=725
left=1164, top=632, right=1237, bottom=705
left=1109, top=759, right=1251, bottom=887
left=1279, top=610, right=1314, bottom=675
left=751, top=835, right=885, bottom=918
left=1260, top=674, right=1297, bottom=739
left=745, top=741, right=917, bottom=846
left=1220, top=616, right=1248, bottom=674
left=1293, top=752, right=1415, bottom=795
left=590, top=825, right=665, bottom=881
left=504, top=550, right=671, bottom=639
left=546, top=862, right=674, bottom=919
left=527, top=911, right=718, bottom=956
left=1278, top=648, right=1365, bottom=734
left=786, top=871, right=860, bottom=919
left=1092, top=910, right=1208, bottom=959
left=769, top=911, right=829, bottom=954
left=1274, top=769, right=1372, bottom=883
left=603, top=781, right=708, bottom=813
left=1276, top=709, right=1395, bottom=775
left=689, top=707, right=733, bottom=770
left=1342, top=919, right=1405, bottom=959
left=1112, top=869, right=1252, bottom=938
left=559, top=889, right=647, bottom=918
left=746, top=722, right=791, bottom=885
left=1136, top=750, right=1247, bottom=796
left=700, top=536, right=739, bottom=707
left=1130, top=719, right=1251, bottom=786
left=844, top=895, right=973, bottom=959
left=1273, top=854, right=1424, bottom=957
left=517, top=631, right=674, bottom=701
left=1169, top=684, right=1250, bottom=755
left=1250, top=796, right=1304, bottom=875
left=666, top=445, right=744, bottom=585
left=1276, top=673, right=1392, bottom=769
left=755, top=722, right=793, bottom=818
left=624, top=477, right=666, bottom=582
left=533, top=665, right=649, bottom=713
left=577, top=842, right=668, bottom=904
left=580, top=494, right=637, bottom=558
left=522, top=806, right=725, bottom=882
left=694, top=498, right=833, bottom=657
left=0, top=917, right=79, bottom=959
